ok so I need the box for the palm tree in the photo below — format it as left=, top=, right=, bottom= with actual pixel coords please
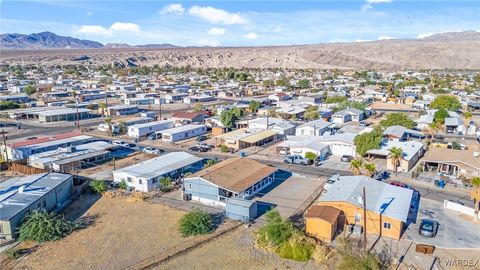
left=350, top=158, right=363, bottom=176
left=363, top=163, right=376, bottom=177
left=388, top=147, right=403, bottom=174
left=104, top=117, right=113, bottom=137
left=463, top=111, right=472, bottom=126
left=99, top=102, right=106, bottom=117
left=471, top=177, right=480, bottom=222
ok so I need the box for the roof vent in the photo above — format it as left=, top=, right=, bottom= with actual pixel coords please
left=18, top=185, right=25, bottom=193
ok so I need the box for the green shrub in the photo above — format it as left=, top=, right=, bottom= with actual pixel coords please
left=159, top=177, right=172, bottom=192
left=257, top=209, right=294, bottom=247
left=18, top=210, right=77, bottom=243
left=203, top=159, right=217, bottom=169
left=304, top=152, right=317, bottom=161
left=220, top=145, right=229, bottom=153
left=277, top=232, right=315, bottom=262
left=89, top=180, right=107, bottom=194
left=118, top=180, right=128, bottom=190
left=6, top=248, right=21, bottom=259
left=178, top=210, right=213, bottom=237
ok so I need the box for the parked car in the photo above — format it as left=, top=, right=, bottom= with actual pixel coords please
left=340, top=155, right=353, bottom=162
left=279, top=148, right=290, bottom=156
left=196, top=135, right=208, bottom=142
left=112, top=140, right=128, bottom=147
left=26, top=136, right=38, bottom=140
left=189, top=146, right=209, bottom=152
left=283, top=155, right=310, bottom=166
left=390, top=181, right=407, bottom=188
left=419, top=219, right=439, bottom=238
left=195, top=142, right=213, bottom=149
left=143, top=147, right=163, bottom=155
left=434, top=134, right=444, bottom=140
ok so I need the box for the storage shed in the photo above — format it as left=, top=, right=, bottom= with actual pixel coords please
left=226, top=198, right=257, bottom=223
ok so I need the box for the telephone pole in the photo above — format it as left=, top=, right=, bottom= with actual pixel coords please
left=363, top=187, right=367, bottom=252
left=159, top=95, right=162, bottom=120
left=1, top=130, right=8, bottom=163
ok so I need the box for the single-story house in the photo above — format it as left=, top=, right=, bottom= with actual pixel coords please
left=422, top=148, right=480, bottom=179
left=276, top=136, right=330, bottom=159
left=113, top=152, right=204, bottom=192
left=332, top=108, right=365, bottom=124
left=0, top=173, right=73, bottom=240
left=415, top=115, right=434, bottom=130
left=161, top=124, right=208, bottom=143
left=308, top=176, right=413, bottom=240
left=367, top=140, right=424, bottom=173
left=445, top=117, right=465, bottom=134
left=183, top=157, right=277, bottom=206
left=171, top=111, right=206, bottom=124
left=295, top=119, right=335, bottom=136
left=237, top=117, right=295, bottom=138
left=215, top=128, right=279, bottom=151
left=383, top=125, right=424, bottom=141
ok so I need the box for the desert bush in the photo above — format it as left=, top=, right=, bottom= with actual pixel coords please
left=159, top=177, right=172, bottom=192
left=312, top=244, right=334, bottom=265
left=18, top=210, right=77, bottom=243
left=5, top=248, right=21, bottom=259
left=178, top=210, right=213, bottom=237
left=256, top=209, right=294, bottom=247
left=277, top=231, right=316, bottom=261
left=118, top=180, right=128, bottom=190
left=89, top=180, right=107, bottom=194
left=220, top=145, right=229, bottom=153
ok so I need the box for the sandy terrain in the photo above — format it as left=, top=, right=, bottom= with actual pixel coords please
left=154, top=226, right=319, bottom=270
left=2, top=38, right=480, bottom=70
left=9, top=195, right=191, bottom=270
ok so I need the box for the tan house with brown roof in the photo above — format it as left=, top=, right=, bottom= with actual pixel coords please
left=182, top=158, right=277, bottom=206
left=422, top=148, right=480, bottom=179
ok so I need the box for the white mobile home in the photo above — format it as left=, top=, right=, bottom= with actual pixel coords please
left=128, top=120, right=174, bottom=138
left=161, top=124, right=207, bottom=142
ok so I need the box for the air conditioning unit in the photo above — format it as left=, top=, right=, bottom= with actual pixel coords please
left=353, top=225, right=363, bottom=234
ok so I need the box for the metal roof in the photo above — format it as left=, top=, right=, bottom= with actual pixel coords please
left=0, top=173, right=72, bottom=221
left=319, top=176, right=413, bottom=222
left=366, top=139, right=423, bottom=161
left=34, top=108, right=91, bottom=116
left=113, top=152, right=203, bottom=179
left=161, top=124, right=206, bottom=135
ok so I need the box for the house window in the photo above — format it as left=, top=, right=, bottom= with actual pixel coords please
left=189, top=184, right=192, bottom=189
left=354, top=213, right=361, bottom=223
left=383, top=222, right=391, bottom=230
left=43, top=200, right=46, bottom=208
left=139, top=179, right=143, bottom=185
left=127, top=177, right=132, bottom=183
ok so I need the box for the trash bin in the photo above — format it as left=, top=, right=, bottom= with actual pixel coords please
left=434, top=180, right=439, bottom=187
left=439, top=180, right=445, bottom=189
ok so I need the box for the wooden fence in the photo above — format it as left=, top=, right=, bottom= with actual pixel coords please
left=4, top=162, right=47, bottom=175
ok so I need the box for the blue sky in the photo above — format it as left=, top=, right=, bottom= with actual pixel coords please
left=1, top=0, right=479, bottom=46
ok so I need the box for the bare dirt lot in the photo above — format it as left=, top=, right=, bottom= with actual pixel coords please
left=154, top=226, right=319, bottom=270
left=9, top=195, right=193, bottom=270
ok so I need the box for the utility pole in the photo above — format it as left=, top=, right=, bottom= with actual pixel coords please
left=1, top=130, right=8, bottom=163
left=76, top=99, right=80, bottom=130
left=363, top=187, right=367, bottom=252
left=159, top=94, right=162, bottom=120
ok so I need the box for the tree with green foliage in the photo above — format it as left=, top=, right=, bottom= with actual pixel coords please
left=220, top=108, right=244, bottom=128
left=433, top=109, right=448, bottom=124
left=354, top=128, right=383, bottom=156
left=257, top=209, right=294, bottom=247
left=178, top=210, right=213, bottom=237
left=98, top=102, right=106, bottom=117
left=275, top=78, right=289, bottom=87
left=24, top=84, right=36, bottom=96
left=89, top=180, right=107, bottom=194
left=363, top=163, right=376, bottom=177
left=463, top=111, right=472, bottom=125
left=388, top=147, right=404, bottom=173
left=263, top=80, right=274, bottom=87
left=380, top=112, right=416, bottom=129
left=104, top=117, right=113, bottom=136
left=0, top=101, right=20, bottom=110
left=304, top=106, right=320, bottom=121
left=304, top=152, right=317, bottom=161
left=18, top=210, right=77, bottom=243
left=118, top=180, right=128, bottom=190
left=333, top=101, right=366, bottom=113
left=350, top=159, right=363, bottom=176
left=298, top=79, right=310, bottom=89
left=248, top=100, right=261, bottom=113
left=430, top=95, right=461, bottom=111
left=159, top=177, right=172, bottom=192
left=220, top=145, right=230, bottom=153
left=324, top=96, right=347, bottom=104
left=203, top=159, right=217, bottom=169
left=192, top=102, right=204, bottom=112
left=471, top=177, right=480, bottom=221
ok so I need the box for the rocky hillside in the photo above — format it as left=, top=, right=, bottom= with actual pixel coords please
left=0, top=32, right=104, bottom=49
left=1, top=31, right=479, bottom=70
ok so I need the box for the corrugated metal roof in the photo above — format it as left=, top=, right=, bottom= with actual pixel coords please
left=241, top=130, right=278, bottom=144
left=319, top=176, right=413, bottom=222
left=114, top=152, right=203, bottom=179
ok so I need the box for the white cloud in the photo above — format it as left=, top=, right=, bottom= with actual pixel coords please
left=188, top=6, right=248, bottom=25
left=354, top=39, right=372, bottom=42
left=243, top=32, right=258, bottom=39
left=362, top=0, right=392, bottom=11
left=194, top=38, right=221, bottom=47
left=75, top=22, right=140, bottom=37
left=417, top=33, right=434, bottom=39
left=378, top=35, right=397, bottom=40
left=110, top=22, right=140, bottom=32
left=76, top=25, right=111, bottom=36
left=159, top=4, right=185, bottom=15
left=207, top=27, right=226, bottom=36
left=86, top=11, right=93, bottom=16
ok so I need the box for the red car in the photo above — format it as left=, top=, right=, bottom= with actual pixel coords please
left=390, top=181, right=407, bottom=188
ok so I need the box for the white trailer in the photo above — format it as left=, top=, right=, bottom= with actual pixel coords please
left=161, top=124, right=208, bottom=142
left=128, top=120, right=174, bottom=138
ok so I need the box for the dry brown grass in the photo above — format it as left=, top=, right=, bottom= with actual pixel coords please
left=10, top=196, right=189, bottom=270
